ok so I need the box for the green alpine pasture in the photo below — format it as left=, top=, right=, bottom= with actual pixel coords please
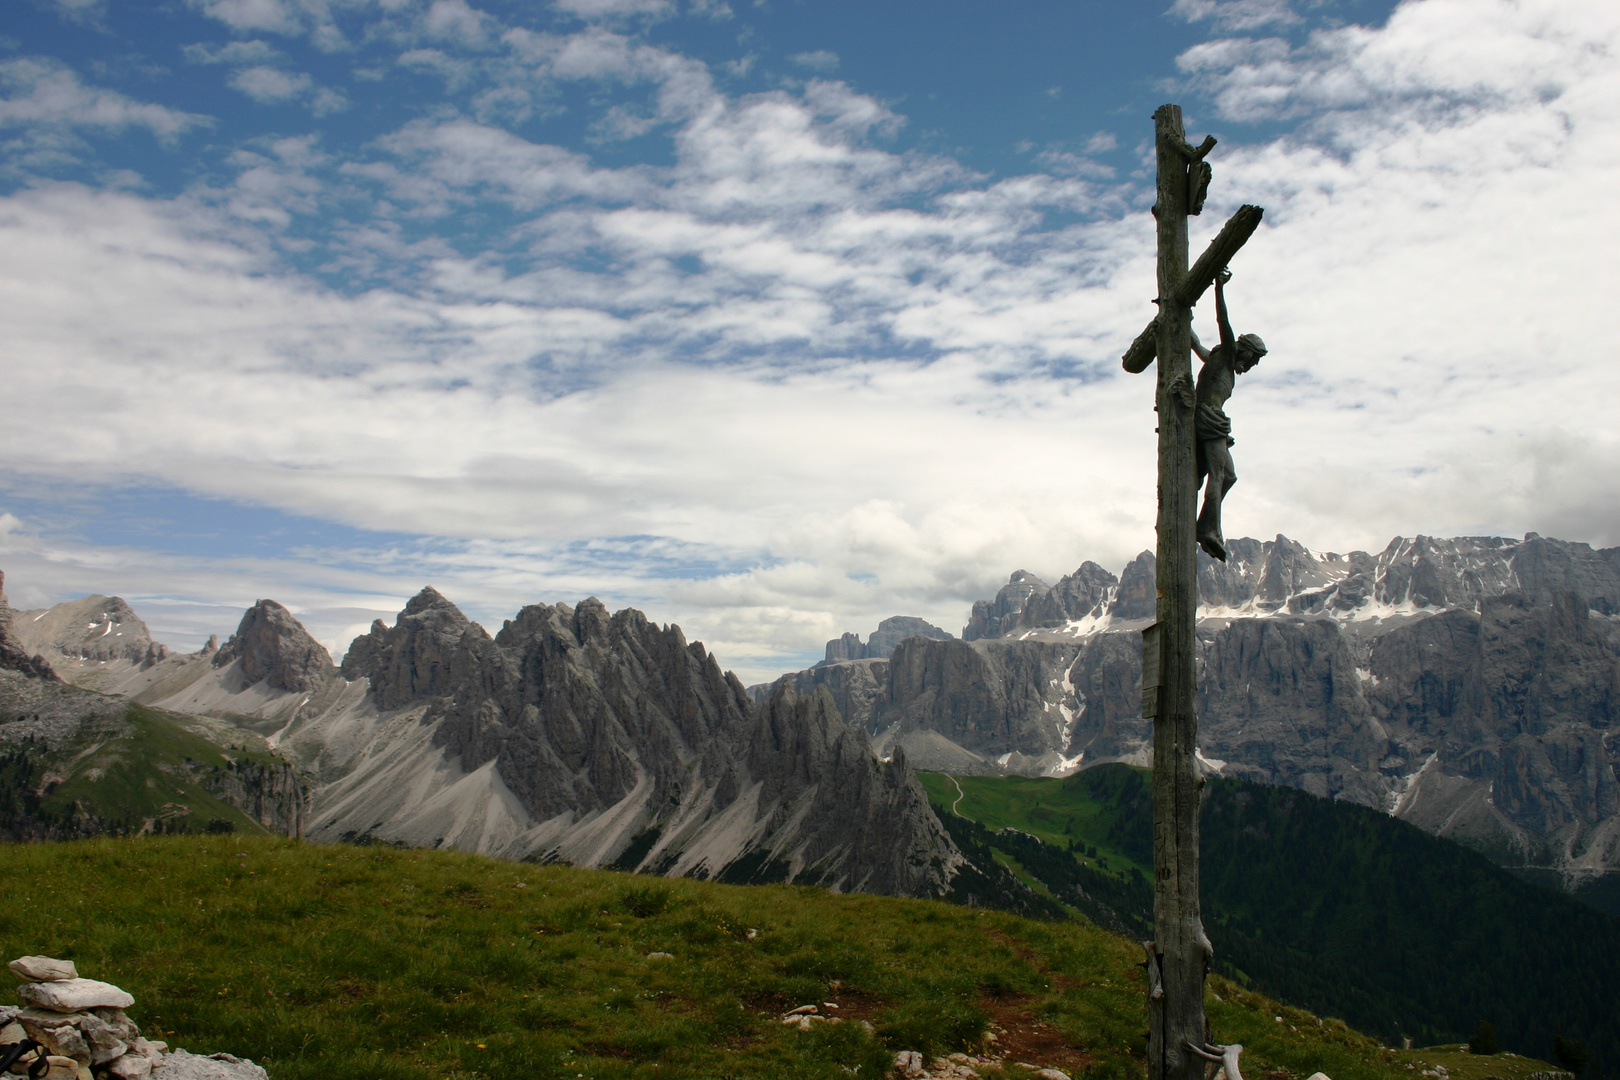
left=0, top=834, right=1452, bottom=1080
left=918, top=766, right=1614, bottom=1075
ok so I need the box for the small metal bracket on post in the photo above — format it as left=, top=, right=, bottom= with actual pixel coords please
left=1141, top=622, right=1161, bottom=718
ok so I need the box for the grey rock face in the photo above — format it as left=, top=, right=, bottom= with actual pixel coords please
left=1014, top=562, right=1117, bottom=631
left=0, top=572, right=56, bottom=681
left=340, top=587, right=471, bottom=709
left=212, top=600, right=334, bottom=693
left=9, top=591, right=167, bottom=670
left=1107, top=552, right=1157, bottom=620
left=883, top=636, right=1083, bottom=762
left=962, top=571, right=1049, bottom=640
left=770, top=531, right=1620, bottom=898
left=343, top=591, right=961, bottom=896
left=787, top=658, right=889, bottom=729
left=822, top=616, right=950, bottom=663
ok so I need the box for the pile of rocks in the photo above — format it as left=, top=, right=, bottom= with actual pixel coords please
left=0, top=957, right=267, bottom=1080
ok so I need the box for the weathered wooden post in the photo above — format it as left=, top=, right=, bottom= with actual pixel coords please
left=1122, top=104, right=1264, bottom=1080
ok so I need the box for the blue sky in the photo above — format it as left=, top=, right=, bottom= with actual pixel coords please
left=1, top=0, right=1616, bottom=681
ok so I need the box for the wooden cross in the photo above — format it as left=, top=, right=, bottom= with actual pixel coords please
left=1121, top=104, right=1264, bottom=1080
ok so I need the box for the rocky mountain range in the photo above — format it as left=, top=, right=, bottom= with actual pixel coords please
left=0, top=581, right=962, bottom=899
left=787, top=533, right=1620, bottom=910
left=817, top=616, right=952, bottom=666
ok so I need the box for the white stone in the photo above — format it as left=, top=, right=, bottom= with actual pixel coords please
left=39, top=1057, right=82, bottom=1080
left=1306, top=1074, right=1332, bottom=1080
left=894, top=1050, right=925, bottom=1079
left=20, top=1018, right=90, bottom=1063
left=80, top=1013, right=129, bottom=1065
left=17, top=980, right=134, bottom=1013
left=785, top=1004, right=818, bottom=1016
left=109, top=1053, right=154, bottom=1079
left=8, top=958, right=77, bottom=983
left=1036, top=1070, right=1073, bottom=1080
left=151, top=1050, right=269, bottom=1080
left=0, top=1021, right=25, bottom=1044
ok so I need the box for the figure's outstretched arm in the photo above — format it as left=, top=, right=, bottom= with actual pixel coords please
left=1190, top=327, right=1211, bottom=363
left=1214, top=268, right=1235, bottom=350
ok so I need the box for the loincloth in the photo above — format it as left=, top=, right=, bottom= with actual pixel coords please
left=1196, top=403, right=1234, bottom=447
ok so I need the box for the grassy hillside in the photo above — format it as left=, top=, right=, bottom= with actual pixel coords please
left=0, top=701, right=291, bottom=839
left=918, top=767, right=1615, bottom=1076
left=0, top=835, right=1499, bottom=1080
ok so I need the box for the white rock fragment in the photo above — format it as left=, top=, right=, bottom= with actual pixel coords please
left=785, top=1004, right=818, bottom=1016
left=150, top=1050, right=269, bottom=1079
left=9, top=958, right=78, bottom=983
left=18, top=980, right=135, bottom=1013
left=109, top=1053, right=154, bottom=1079
left=1036, top=1070, right=1073, bottom=1080
left=894, top=1050, right=925, bottom=1079
left=1306, top=1073, right=1332, bottom=1080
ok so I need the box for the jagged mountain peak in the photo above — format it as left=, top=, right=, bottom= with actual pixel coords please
left=401, top=585, right=469, bottom=622
left=342, top=586, right=480, bottom=708
left=213, top=599, right=335, bottom=694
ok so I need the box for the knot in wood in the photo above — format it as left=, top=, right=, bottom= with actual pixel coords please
left=1167, top=374, right=1195, bottom=411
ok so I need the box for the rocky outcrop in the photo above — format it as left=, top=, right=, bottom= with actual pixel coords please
left=1, top=956, right=267, bottom=1079
left=782, top=657, right=889, bottom=730
left=822, top=616, right=951, bottom=664
left=1013, top=561, right=1116, bottom=631
left=9, top=593, right=168, bottom=670
left=0, top=572, right=55, bottom=681
left=303, top=590, right=963, bottom=896
left=962, top=571, right=1049, bottom=640
left=212, top=600, right=334, bottom=694
left=340, top=586, right=471, bottom=708
left=1108, top=552, right=1157, bottom=621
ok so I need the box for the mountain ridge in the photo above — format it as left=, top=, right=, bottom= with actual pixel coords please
left=792, top=532, right=1620, bottom=907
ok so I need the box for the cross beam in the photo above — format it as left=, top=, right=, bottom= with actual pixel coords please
left=1121, top=203, right=1264, bottom=374
left=1121, top=104, right=1265, bottom=1080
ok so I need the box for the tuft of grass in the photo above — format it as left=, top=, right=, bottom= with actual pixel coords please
left=0, top=835, right=1524, bottom=1079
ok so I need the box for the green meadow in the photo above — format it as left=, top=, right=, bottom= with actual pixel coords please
left=0, top=834, right=1489, bottom=1080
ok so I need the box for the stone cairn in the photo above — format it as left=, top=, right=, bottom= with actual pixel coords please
left=0, top=957, right=268, bottom=1080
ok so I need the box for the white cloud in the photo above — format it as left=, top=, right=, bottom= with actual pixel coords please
left=554, top=0, right=673, bottom=19
left=788, top=50, right=838, bottom=73
left=228, top=65, right=314, bottom=101
left=186, top=0, right=350, bottom=50
left=1169, top=0, right=1301, bottom=32
left=0, top=58, right=209, bottom=141
left=183, top=40, right=285, bottom=65
left=190, top=0, right=303, bottom=35
left=3, top=1, right=1619, bottom=682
